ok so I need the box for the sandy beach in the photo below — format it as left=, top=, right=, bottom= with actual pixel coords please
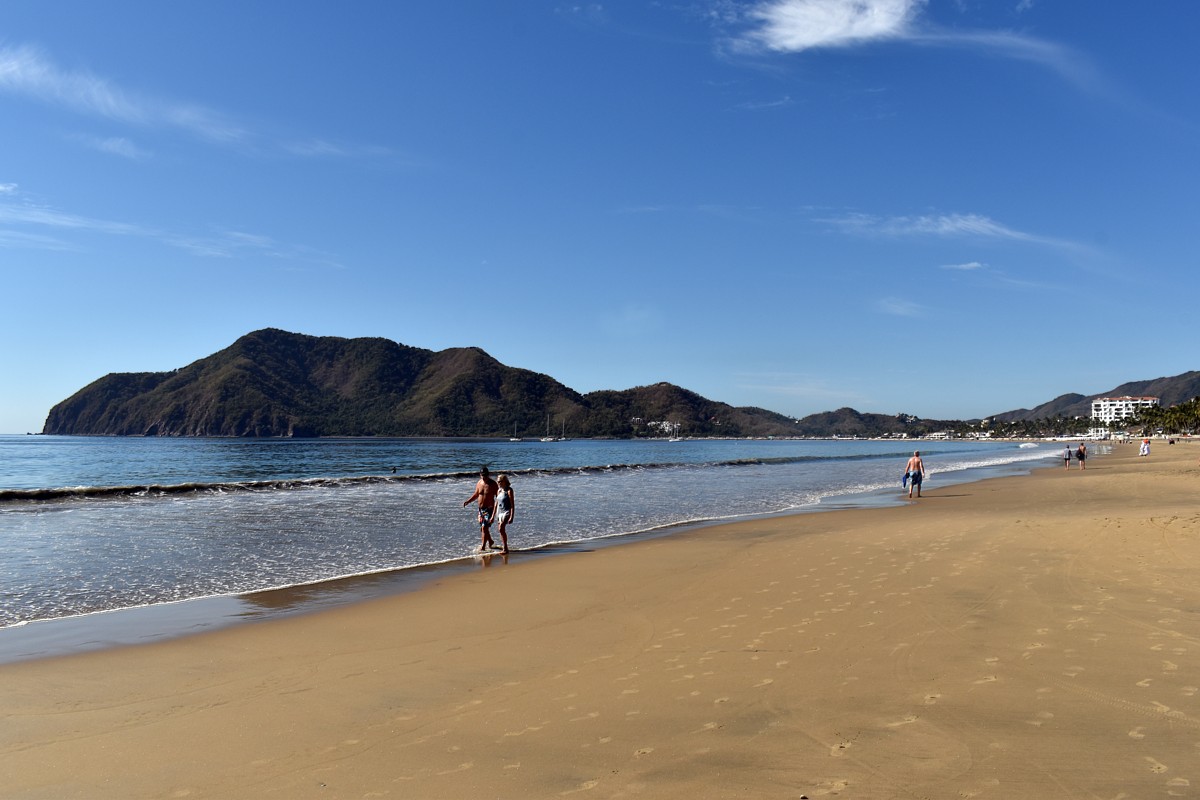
left=2, top=442, right=1198, bottom=799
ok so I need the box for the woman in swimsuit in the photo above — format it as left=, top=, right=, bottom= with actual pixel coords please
left=495, top=474, right=515, bottom=554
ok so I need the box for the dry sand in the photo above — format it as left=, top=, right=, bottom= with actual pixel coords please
left=2, top=442, right=1199, bottom=799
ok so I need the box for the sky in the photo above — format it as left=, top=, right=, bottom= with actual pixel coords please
left=1, top=1, right=1198, bottom=434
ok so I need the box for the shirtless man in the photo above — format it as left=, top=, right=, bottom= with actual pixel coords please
left=463, top=466, right=499, bottom=551
left=905, top=451, right=926, bottom=499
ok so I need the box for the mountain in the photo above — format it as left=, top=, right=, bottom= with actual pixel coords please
left=990, top=371, right=1200, bottom=421
left=42, top=329, right=806, bottom=438
left=789, top=408, right=960, bottom=438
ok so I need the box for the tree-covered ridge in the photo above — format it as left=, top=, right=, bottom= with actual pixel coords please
left=42, top=329, right=810, bottom=438
left=42, top=329, right=1200, bottom=438
left=988, top=372, right=1200, bottom=421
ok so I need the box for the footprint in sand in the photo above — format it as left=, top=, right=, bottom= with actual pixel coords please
left=1025, top=711, right=1054, bottom=727
left=634, top=748, right=653, bottom=758
left=1182, top=686, right=1198, bottom=697
left=924, top=693, right=942, bottom=705
left=1138, top=679, right=1154, bottom=688
left=435, top=762, right=474, bottom=776
left=559, top=780, right=599, bottom=795
left=1167, top=778, right=1190, bottom=795
left=1129, top=727, right=1146, bottom=740
left=805, top=779, right=850, bottom=796
left=1146, top=757, right=1169, bottom=774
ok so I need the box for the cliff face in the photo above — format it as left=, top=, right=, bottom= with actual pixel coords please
left=41, top=329, right=804, bottom=438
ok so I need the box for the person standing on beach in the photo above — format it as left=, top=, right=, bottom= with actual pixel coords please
left=463, top=466, right=499, bottom=551
left=1075, top=442, right=1087, bottom=470
left=1063, top=444, right=1073, bottom=470
left=495, top=474, right=515, bottom=554
left=905, top=451, right=926, bottom=499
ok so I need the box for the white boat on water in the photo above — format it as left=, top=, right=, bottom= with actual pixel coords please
left=541, top=415, right=563, bottom=441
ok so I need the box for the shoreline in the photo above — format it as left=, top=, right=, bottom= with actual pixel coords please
left=0, top=451, right=1054, bottom=664
left=3, top=441, right=1198, bottom=798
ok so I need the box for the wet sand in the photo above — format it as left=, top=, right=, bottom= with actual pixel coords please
left=2, top=441, right=1198, bottom=799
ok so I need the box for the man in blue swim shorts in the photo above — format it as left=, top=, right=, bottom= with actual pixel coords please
left=463, top=465, right=499, bottom=551
left=905, top=451, right=925, bottom=499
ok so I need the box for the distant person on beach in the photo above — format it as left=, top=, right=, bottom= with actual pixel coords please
left=905, top=451, right=926, bottom=499
left=1063, top=445, right=1073, bottom=470
left=1140, top=438, right=1151, bottom=457
left=1075, top=442, right=1087, bottom=470
left=463, top=466, right=498, bottom=551
left=495, top=474, right=515, bottom=554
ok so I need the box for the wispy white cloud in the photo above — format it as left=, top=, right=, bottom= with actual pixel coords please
left=282, top=138, right=398, bottom=162
left=820, top=211, right=1089, bottom=253
left=555, top=4, right=608, bottom=24
left=877, top=296, right=924, bottom=317
left=0, top=197, right=342, bottom=267
left=599, top=303, right=664, bottom=338
left=0, top=44, right=247, bottom=144
left=941, top=260, right=986, bottom=270
left=735, top=371, right=868, bottom=403
left=0, top=183, right=18, bottom=194
left=729, top=0, right=1101, bottom=94
left=0, top=44, right=395, bottom=159
left=0, top=228, right=77, bottom=251
left=0, top=202, right=149, bottom=237
left=908, top=29, right=1102, bottom=94
left=73, top=135, right=151, bottom=160
left=733, top=95, right=794, bottom=111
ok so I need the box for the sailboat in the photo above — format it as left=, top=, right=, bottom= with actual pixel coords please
left=540, top=414, right=556, bottom=442
left=509, top=423, right=521, bottom=442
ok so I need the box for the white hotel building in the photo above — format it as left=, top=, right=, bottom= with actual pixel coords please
left=1091, top=395, right=1160, bottom=424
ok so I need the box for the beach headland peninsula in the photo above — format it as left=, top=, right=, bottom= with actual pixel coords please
left=41, top=328, right=967, bottom=438
left=2, top=440, right=1198, bottom=798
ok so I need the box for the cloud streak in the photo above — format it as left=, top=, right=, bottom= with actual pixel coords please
left=0, top=195, right=341, bottom=268
left=730, top=0, right=1102, bottom=94
left=877, top=296, right=924, bottom=317
left=821, top=211, right=1089, bottom=253
left=736, top=372, right=868, bottom=404
left=0, top=44, right=395, bottom=158
left=0, top=44, right=247, bottom=144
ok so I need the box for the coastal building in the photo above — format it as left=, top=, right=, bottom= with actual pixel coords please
left=1091, top=395, right=1159, bottom=423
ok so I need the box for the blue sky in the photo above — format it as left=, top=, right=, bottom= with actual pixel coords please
left=2, top=1, right=1197, bottom=434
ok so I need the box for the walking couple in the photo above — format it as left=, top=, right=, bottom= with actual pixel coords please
left=463, top=466, right=516, bottom=553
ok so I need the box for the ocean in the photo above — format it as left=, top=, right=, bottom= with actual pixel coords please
left=0, top=435, right=1063, bottom=662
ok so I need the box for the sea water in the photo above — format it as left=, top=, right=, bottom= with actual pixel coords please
left=0, top=435, right=1061, bottom=660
